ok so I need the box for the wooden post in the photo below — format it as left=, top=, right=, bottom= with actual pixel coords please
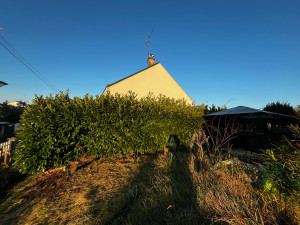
left=70, top=161, right=79, bottom=175
left=164, top=147, right=169, bottom=157
left=8, top=137, right=16, bottom=149
left=8, top=137, right=16, bottom=163
left=3, top=148, right=9, bottom=167
left=0, top=148, right=3, bottom=164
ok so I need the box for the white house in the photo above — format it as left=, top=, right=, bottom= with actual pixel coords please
left=8, top=101, right=28, bottom=108
left=103, top=55, right=193, bottom=105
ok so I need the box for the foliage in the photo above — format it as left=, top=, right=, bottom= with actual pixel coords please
left=203, top=104, right=227, bottom=115
left=0, top=101, right=26, bottom=123
left=263, top=101, right=297, bottom=117
left=14, top=91, right=204, bottom=174
left=263, top=124, right=300, bottom=198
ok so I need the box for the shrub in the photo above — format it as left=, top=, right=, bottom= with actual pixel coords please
left=263, top=124, right=300, bottom=198
left=14, top=91, right=204, bottom=174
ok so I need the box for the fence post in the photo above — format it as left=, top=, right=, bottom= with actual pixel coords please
left=0, top=148, right=3, bottom=164
left=3, top=148, right=9, bottom=167
left=0, top=137, right=16, bottom=166
left=8, top=137, right=16, bottom=162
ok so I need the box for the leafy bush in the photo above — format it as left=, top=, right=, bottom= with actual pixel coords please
left=263, top=124, right=300, bottom=198
left=14, top=91, right=204, bottom=174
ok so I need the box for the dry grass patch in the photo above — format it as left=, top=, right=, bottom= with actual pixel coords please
left=0, top=152, right=207, bottom=225
left=0, top=154, right=144, bottom=225
left=189, top=155, right=279, bottom=225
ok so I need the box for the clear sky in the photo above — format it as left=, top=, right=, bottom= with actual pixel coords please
left=0, top=0, right=299, bottom=109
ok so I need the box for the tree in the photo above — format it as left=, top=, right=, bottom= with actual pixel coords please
left=0, top=101, right=25, bottom=123
left=263, top=101, right=297, bottom=117
left=204, top=104, right=227, bottom=115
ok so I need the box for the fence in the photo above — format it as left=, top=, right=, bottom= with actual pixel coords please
left=0, top=137, right=16, bottom=167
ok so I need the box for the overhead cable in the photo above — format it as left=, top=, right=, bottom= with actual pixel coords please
left=0, top=34, right=59, bottom=92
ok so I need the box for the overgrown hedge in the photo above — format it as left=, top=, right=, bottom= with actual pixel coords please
left=14, top=91, right=204, bottom=174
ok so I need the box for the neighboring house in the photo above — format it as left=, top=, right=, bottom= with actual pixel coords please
left=0, top=81, right=8, bottom=87
left=8, top=101, right=29, bottom=108
left=103, top=54, right=193, bottom=105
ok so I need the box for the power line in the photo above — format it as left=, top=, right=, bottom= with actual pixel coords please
left=0, top=41, right=59, bottom=92
left=0, top=34, right=59, bottom=92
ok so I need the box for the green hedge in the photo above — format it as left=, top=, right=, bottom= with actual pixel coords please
left=14, top=91, right=204, bottom=174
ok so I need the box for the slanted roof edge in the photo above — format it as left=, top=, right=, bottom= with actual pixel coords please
left=105, top=62, right=161, bottom=88
left=205, top=106, right=292, bottom=118
left=160, top=65, right=193, bottom=103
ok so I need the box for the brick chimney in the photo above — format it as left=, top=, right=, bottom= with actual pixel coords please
left=147, top=54, right=155, bottom=67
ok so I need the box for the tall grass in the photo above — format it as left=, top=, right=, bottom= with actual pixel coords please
left=189, top=155, right=279, bottom=225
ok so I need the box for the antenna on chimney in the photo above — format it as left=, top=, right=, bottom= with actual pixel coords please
left=145, top=30, right=153, bottom=57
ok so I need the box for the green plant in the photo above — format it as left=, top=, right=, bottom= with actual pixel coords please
left=13, top=91, right=204, bottom=174
left=263, top=124, right=300, bottom=198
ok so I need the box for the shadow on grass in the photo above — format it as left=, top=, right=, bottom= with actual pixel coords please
left=85, top=152, right=209, bottom=225
left=84, top=154, right=157, bottom=225
left=123, top=152, right=209, bottom=225
left=0, top=171, right=33, bottom=225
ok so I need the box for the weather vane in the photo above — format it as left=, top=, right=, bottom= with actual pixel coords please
left=145, top=30, right=153, bottom=57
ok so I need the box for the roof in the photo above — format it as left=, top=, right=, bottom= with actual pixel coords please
left=105, top=62, right=160, bottom=89
left=8, top=101, right=28, bottom=107
left=0, top=81, right=8, bottom=87
left=205, top=106, right=291, bottom=119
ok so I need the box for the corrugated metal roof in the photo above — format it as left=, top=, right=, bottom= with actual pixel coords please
left=205, top=106, right=290, bottom=118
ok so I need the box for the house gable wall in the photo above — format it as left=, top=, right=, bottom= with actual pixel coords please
left=103, top=63, right=193, bottom=105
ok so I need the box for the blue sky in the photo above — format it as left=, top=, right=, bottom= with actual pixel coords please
left=0, top=0, right=299, bottom=109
